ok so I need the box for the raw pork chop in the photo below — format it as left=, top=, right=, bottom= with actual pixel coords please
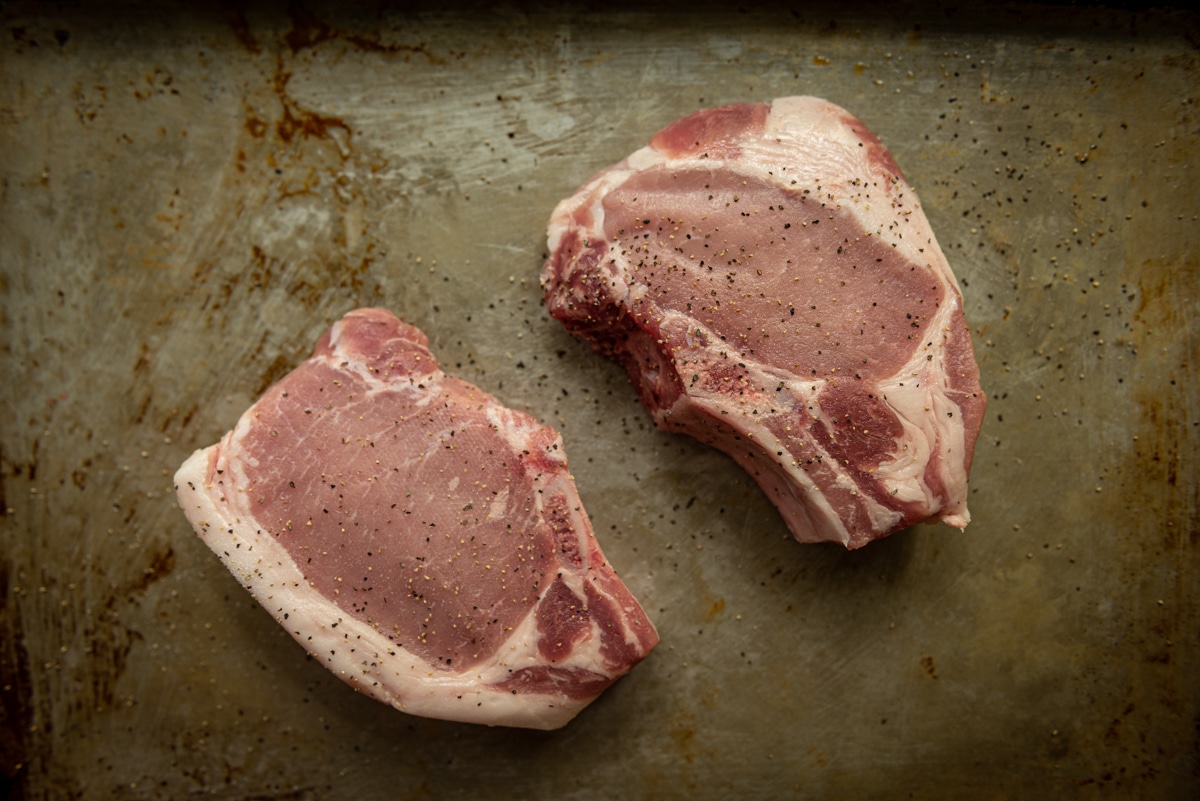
left=174, top=308, right=657, bottom=729
left=542, top=96, right=985, bottom=549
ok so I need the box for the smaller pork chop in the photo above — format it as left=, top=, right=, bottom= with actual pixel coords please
left=542, top=97, right=986, bottom=549
left=174, top=308, right=658, bottom=730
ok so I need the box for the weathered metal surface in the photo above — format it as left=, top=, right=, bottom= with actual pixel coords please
left=1, top=2, right=1197, bottom=798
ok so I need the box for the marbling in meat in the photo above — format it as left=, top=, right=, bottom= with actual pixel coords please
left=174, top=308, right=658, bottom=729
left=542, top=96, right=985, bottom=549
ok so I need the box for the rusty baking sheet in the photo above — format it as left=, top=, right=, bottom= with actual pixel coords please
left=1, top=1, right=1197, bottom=798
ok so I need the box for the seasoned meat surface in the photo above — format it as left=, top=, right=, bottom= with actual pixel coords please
left=542, top=97, right=985, bottom=548
left=175, top=308, right=657, bottom=729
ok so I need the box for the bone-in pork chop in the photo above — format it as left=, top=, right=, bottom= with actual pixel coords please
left=174, top=308, right=658, bottom=729
left=542, top=96, right=985, bottom=549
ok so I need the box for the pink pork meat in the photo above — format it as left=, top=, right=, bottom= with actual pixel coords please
left=542, top=96, right=986, bottom=549
left=174, top=308, right=658, bottom=729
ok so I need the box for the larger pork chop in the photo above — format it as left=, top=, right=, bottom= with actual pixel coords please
left=174, top=308, right=657, bottom=729
left=542, top=96, right=985, bottom=549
